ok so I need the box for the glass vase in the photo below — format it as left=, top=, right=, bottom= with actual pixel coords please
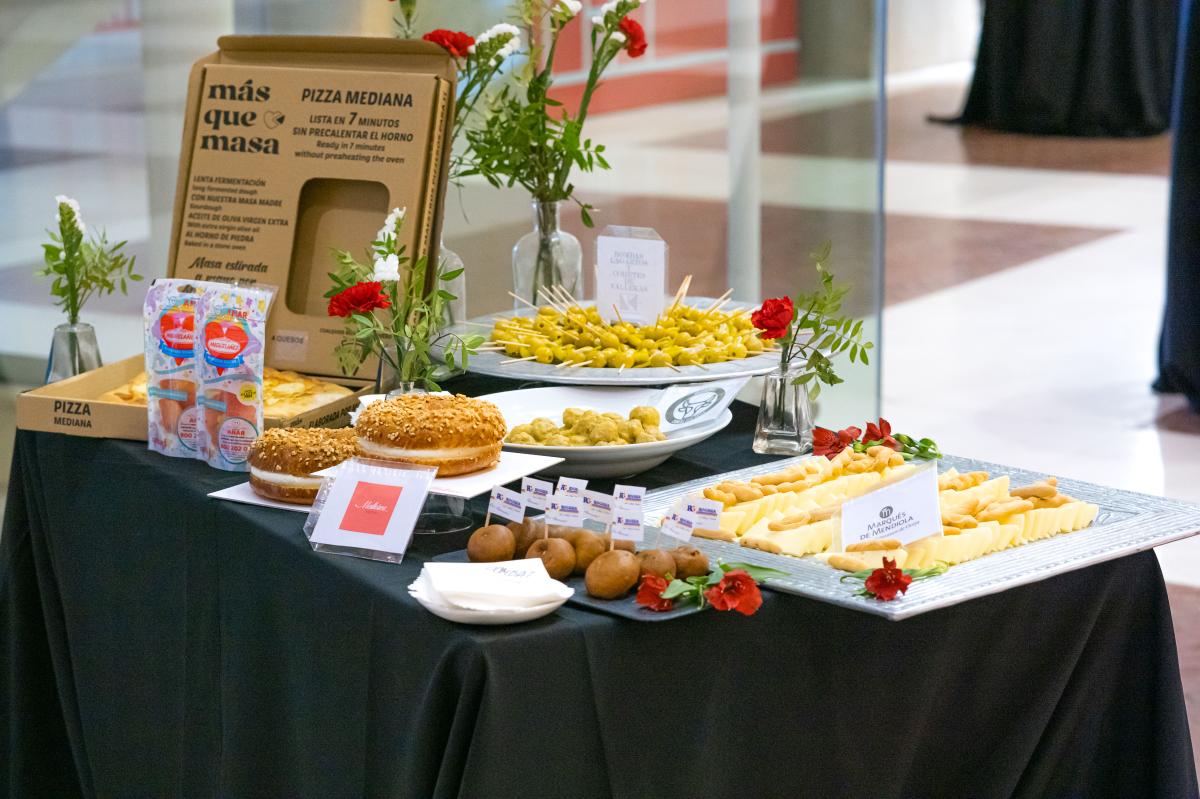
left=438, top=237, right=467, bottom=326
left=753, top=367, right=814, bottom=455
left=45, top=321, right=102, bottom=384
left=512, top=200, right=582, bottom=307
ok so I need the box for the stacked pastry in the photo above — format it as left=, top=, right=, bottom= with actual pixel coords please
left=248, top=427, right=357, bottom=504
left=354, top=393, right=505, bottom=476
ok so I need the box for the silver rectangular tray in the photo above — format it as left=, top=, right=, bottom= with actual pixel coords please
left=643, top=455, right=1200, bottom=620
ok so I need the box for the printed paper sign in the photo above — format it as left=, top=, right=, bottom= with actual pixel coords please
left=685, top=497, right=724, bottom=534
left=546, top=493, right=583, bottom=527
left=659, top=502, right=695, bottom=542
left=555, top=476, right=587, bottom=497
left=613, top=484, right=645, bottom=505
left=488, top=485, right=526, bottom=524
left=611, top=499, right=645, bottom=542
left=595, top=227, right=667, bottom=325
left=838, top=462, right=941, bottom=551
left=654, top=377, right=749, bottom=432
left=308, top=460, right=435, bottom=556
left=582, top=490, right=614, bottom=525
left=522, top=476, right=554, bottom=510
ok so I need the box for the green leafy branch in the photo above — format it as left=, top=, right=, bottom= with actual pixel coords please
left=780, top=242, right=874, bottom=400
left=36, top=200, right=141, bottom=325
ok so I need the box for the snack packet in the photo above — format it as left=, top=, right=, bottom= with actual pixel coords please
left=144, top=278, right=206, bottom=458
left=195, top=283, right=276, bottom=471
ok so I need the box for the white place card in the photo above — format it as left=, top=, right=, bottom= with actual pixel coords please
left=522, top=476, right=554, bottom=510
left=655, top=377, right=750, bottom=431
left=595, top=226, right=667, bottom=325
left=838, top=461, right=941, bottom=551
left=611, top=499, right=645, bottom=543
left=556, top=476, right=587, bottom=497
left=488, top=485, right=526, bottom=524
left=659, top=503, right=695, bottom=542
left=685, top=497, right=724, bottom=534
left=613, top=484, right=645, bottom=505
left=546, top=493, right=583, bottom=527
left=304, top=459, right=436, bottom=563
left=582, top=489, right=614, bottom=525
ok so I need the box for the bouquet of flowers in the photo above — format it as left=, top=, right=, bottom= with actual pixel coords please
left=325, top=207, right=484, bottom=390
left=751, top=242, right=874, bottom=400
left=38, top=195, right=140, bottom=326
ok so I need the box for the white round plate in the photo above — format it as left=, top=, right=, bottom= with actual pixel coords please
left=409, top=591, right=567, bottom=625
left=444, top=298, right=778, bottom=386
left=478, top=385, right=734, bottom=478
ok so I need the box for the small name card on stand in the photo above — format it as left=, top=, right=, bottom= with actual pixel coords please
left=595, top=226, right=667, bottom=325
left=546, top=493, right=584, bottom=527
left=487, top=486, right=526, bottom=525
left=611, top=499, right=645, bottom=543
left=660, top=502, right=695, bottom=543
left=522, top=476, right=554, bottom=510
left=304, top=458, right=437, bottom=564
left=556, top=476, right=587, bottom=497
left=838, top=461, right=941, bottom=551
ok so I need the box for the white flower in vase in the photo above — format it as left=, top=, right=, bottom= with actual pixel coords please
left=373, top=253, right=402, bottom=282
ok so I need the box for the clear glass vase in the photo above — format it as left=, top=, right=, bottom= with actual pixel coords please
left=45, top=321, right=102, bottom=384
left=438, top=237, right=467, bottom=326
left=512, top=200, right=582, bottom=307
left=753, top=367, right=815, bottom=455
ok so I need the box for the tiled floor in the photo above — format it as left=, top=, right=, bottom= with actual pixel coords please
left=0, top=25, right=1197, bottom=771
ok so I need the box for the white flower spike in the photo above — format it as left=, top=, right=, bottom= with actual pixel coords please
left=373, top=253, right=402, bottom=282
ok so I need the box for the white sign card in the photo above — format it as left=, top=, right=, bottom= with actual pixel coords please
left=685, top=497, right=724, bottom=534
left=546, top=493, right=583, bottom=527
left=613, top=484, right=645, bottom=505
left=611, top=499, right=645, bottom=542
left=838, top=461, right=941, bottom=551
left=582, top=490, right=614, bottom=525
left=556, top=476, right=588, bottom=497
left=488, top=485, right=526, bottom=524
left=659, top=502, right=695, bottom=542
left=522, top=476, right=554, bottom=510
left=594, top=226, right=667, bottom=325
left=305, top=458, right=436, bottom=563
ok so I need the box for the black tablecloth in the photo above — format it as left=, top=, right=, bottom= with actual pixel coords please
left=954, top=0, right=1179, bottom=136
left=1158, top=0, right=1200, bottom=410
left=2, top=375, right=1197, bottom=798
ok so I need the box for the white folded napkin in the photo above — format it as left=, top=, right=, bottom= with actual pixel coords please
left=413, top=560, right=573, bottom=612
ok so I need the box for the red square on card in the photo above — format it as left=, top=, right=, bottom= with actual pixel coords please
left=338, top=481, right=404, bottom=536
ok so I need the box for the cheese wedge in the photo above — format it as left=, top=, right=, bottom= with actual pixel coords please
left=939, top=476, right=1010, bottom=516
left=741, top=517, right=838, bottom=558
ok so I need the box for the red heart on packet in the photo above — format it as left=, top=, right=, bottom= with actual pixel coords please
left=160, top=311, right=194, bottom=364
left=204, top=321, right=248, bottom=360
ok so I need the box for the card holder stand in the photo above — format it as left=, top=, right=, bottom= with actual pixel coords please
left=303, top=456, right=437, bottom=564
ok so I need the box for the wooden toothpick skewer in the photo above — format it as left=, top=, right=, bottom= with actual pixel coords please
left=500, top=355, right=538, bottom=364
left=508, top=291, right=540, bottom=310
left=611, top=304, right=625, bottom=325
left=670, top=275, right=693, bottom=309
left=703, top=288, right=734, bottom=313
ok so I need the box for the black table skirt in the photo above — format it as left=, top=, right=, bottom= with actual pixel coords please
left=2, top=376, right=1197, bottom=798
left=955, top=0, right=1179, bottom=136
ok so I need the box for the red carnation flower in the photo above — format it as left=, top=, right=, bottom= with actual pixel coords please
left=423, top=29, right=475, bottom=59
left=863, top=417, right=900, bottom=450
left=812, top=425, right=862, bottom=459
left=750, top=296, right=794, bottom=340
left=327, top=281, right=391, bottom=318
left=635, top=574, right=674, bottom=612
left=864, top=558, right=912, bottom=601
left=704, top=569, right=763, bottom=616
left=618, top=17, right=648, bottom=58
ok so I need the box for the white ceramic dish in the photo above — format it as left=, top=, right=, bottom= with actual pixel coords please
left=408, top=587, right=568, bottom=625
left=441, top=298, right=779, bottom=386
left=478, top=385, right=734, bottom=478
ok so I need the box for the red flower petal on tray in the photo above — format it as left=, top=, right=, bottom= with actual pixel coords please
left=863, top=418, right=899, bottom=449
left=635, top=574, right=674, bottom=612
left=750, top=296, right=794, bottom=340
left=863, top=557, right=913, bottom=601
left=327, top=281, right=391, bottom=318
left=704, top=570, right=763, bottom=616
left=423, top=29, right=476, bottom=59
left=619, top=17, right=648, bottom=58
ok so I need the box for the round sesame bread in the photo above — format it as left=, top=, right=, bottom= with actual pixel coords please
left=248, top=427, right=357, bottom=504
left=354, top=394, right=506, bottom=476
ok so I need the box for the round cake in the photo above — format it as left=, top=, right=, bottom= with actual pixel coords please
left=354, top=393, right=506, bottom=476
left=248, top=427, right=358, bottom=504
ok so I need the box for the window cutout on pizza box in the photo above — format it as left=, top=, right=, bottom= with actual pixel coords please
left=286, top=178, right=390, bottom=317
